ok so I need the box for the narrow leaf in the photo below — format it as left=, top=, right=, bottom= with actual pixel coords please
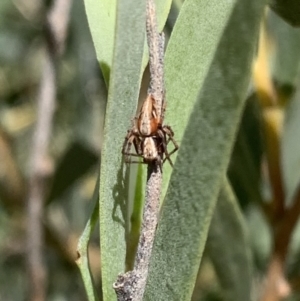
left=83, top=0, right=117, bottom=84
left=282, top=88, right=300, bottom=205
left=267, top=10, right=300, bottom=91
left=155, top=0, right=173, bottom=30
left=145, top=0, right=265, bottom=299
left=76, top=176, right=100, bottom=301
left=126, top=164, right=146, bottom=270
left=228, top=95, right=263, bottom=208
left=207, top=179, right=253, bottom=301
left=98, top=1, right=146, bottom=300
left=83, top=0, right=172, bottom=85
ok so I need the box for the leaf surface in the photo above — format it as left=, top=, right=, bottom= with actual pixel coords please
left=282, top=89, right=300, bottom=205
left=83, top=0, right=172, bottom=85
left=97, top=1, right=146, bottom=300
left=228, top=95, right=263, bottom=208
left=268, top=10, right=300, bottom=90
left=144, top=0, right=266, bottom=299
left=207, top=179, right=253, bottom=301
left=83, top=0, right=117, bottom=84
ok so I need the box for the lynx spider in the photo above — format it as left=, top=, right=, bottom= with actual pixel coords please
left=122, top=94, right=178, bottom=167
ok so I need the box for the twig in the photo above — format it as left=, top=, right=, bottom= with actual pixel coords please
left=146, top=0, right=165, bottom=118
left=113, top=0, right=165, bottom=300
left=260, top=177, right=300, bottom=301
left=262, top=108, right=285, bottom=224
left=254, top=20, right=285, bottom=225
left=274, top=186, right=300, bottom=261
left=26, top=1, right=72, bottom=300
left=133, top=164, right=162, bottom=295
left=114, top=164, right=162, bottom=301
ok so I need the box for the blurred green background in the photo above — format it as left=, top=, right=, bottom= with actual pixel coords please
left=0, top=1, right=104, bottom=300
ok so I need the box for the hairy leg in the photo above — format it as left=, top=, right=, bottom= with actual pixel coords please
left=162, top=125, right=179, bottom=163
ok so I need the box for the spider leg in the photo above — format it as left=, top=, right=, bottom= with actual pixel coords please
left=122, top=131, right=143, bottom=164
left=157, top=130, right=174, bottom=167
left=162, top=124, right=174, bottom=136
left=122, top=131, right=132, bottom=154
left=134, top=136, right=143, bottom=156
left=162, top=125, right=179, bottom=163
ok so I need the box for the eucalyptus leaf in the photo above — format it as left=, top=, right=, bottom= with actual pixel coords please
left=126, top=163, right=146, bottom=270
left=228, top=95, right=263, bottom=208
left=207, top=179, right=253, bottom=301
left=77, top=175, right=100, bottom=301
left=145, top=0, right=266, bottom=299
left=269, top=0, right=300, bottom=27
left=83, top=0, right=172, bottom=85
left=282, top=88, right=300, bottom=206
left=97, top=1, right=146, bottom=300
left=267, top=10, right=300, bottom=92
left=161, top=0, right=260, bottom=197
left=83, top=0, right=117, bottom=85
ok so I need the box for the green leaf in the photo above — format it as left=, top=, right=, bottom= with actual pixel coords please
left=155, top=0, right=173, bottom=30
left=269, top=0, right=300, bottom=27
left=145, top=0, right=266, bottom=299
left=83, top=0, right=117, bottom=85
left=267, top=10, right=300, bottom=92
left=207, top=179, right=253, bottom=301
left=83, top=0, right=172, bottom=85
left=126, top=164, right=146, bottom=270
left=282, top=88, right=300, bottom=205
left=76, top=176, right=100, bottom=301
left=97, top=1, right=146, bottom=300
left=228, top=95, right=263, bottom=209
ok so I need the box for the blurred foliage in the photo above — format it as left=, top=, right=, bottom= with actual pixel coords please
left=0, top=0, right=104, bottom=300
left=1, top=0, right=300, bottom=301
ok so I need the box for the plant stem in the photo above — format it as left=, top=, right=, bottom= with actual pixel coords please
left=133, top=163, right=162, bottom=296
left=146, top=0, right=165, bottom=117
left=260, top=168, right=300, bottom=301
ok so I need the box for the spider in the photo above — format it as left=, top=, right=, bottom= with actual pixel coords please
left=122, top=94, right=178, bottom=167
